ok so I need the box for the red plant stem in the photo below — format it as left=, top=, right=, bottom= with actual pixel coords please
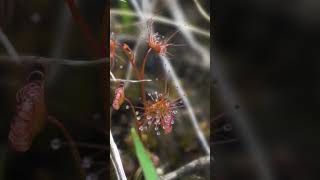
left=124, top=97, right=137, bottom=119
left=140, top=48, right=152, bottom=106
left=129, top=61, right=141, bottom=82
left=125, top=97, right=142, bottom=136
left=47, top=116, right=86, bottom=180
left=64, top=0, right=101, bottom=57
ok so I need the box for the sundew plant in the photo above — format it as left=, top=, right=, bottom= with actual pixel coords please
left=110, top=0, right=211, bottom=179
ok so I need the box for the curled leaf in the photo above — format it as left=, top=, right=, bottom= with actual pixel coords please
left=8, top=70, right=47, bottom=152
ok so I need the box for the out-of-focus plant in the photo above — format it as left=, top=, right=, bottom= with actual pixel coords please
left=2, top=0, right=108, bottom=179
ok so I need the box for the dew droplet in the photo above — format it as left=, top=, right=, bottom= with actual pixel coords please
left=50, top=138, right=61, bottom=150
left=223, top=124, right=232, bottom=131
left=139, top=126, right=144, bottom=131
left=156, top=131, right=161, bottom=135
left=82, top=157, right=92, bottom=169
left=135, top=111, right=139, bottom=115
left=126, top=105, right=129, bottom=109
left=137, top=116, right=141, bottom=121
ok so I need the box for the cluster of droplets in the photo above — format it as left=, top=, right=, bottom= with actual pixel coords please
left=152, top=32, right=165, bottom=44
left=133, top=91, right=183, bottom=135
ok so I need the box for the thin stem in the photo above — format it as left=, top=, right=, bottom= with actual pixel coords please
left=124, top=97, right=138, bottom=119
left=0, top=56, right=106, bottom=66
left=110, top=9, right=210, bottom=38
left=110, top=71, right=151, bottom=83
left=124, top=97, right=141, bottom=136
left=126, top=55, right=141, bottom=82
left=111, top=78, right=152, bottom=83
left=64, top=0, right=101, bottom=57
left=193, top=0, right=210, bottom=22
left=0, top=27, right=19, bottom=63
left=47, top=116, right=86, bottom=180
left=110, top=131, right=127, bottom=180
left=161, top=156, right=210, bottom=180
left=160, top=56, right=210, bottom=155
left=140, top=48, right=152, bottom=106
left=165, top=0, right=210, bottom=68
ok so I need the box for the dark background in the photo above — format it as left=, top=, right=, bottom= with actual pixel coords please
left=213, top=0, right=320, bottom=180
left=0, top=0, right=107, bottom=179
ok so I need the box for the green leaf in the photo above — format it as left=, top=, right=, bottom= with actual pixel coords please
left=131, top=128, right=159, bottom=180
left=119, top=0, right=134, bottom=33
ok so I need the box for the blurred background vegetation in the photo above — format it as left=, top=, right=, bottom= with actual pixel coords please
left=214, top=0, right=320, bottom=179
left=0, top=0, right=106, bottom=179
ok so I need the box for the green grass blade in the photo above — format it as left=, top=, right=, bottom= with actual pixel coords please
left=131, top=128, right=159, bottom=180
